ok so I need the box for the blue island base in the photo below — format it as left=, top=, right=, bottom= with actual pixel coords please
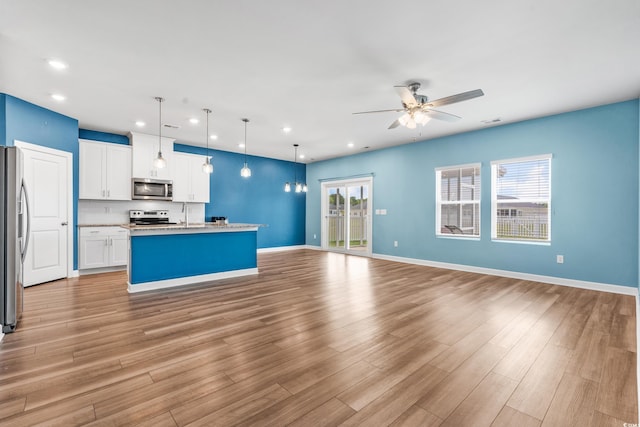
left=127, top=229, right=258, bottom=293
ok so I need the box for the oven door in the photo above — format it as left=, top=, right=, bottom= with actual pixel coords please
left=132, top=179, right=172, bottom=200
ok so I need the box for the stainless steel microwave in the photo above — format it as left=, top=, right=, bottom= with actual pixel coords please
left=132, top=178, right=173, bottom=201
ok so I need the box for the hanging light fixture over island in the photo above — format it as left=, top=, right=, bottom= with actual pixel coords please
left=153, top=96, right=167, bottom=169
left=240, top=118, right=251, bottom=178
left=202, top=108, right=213, bottom=174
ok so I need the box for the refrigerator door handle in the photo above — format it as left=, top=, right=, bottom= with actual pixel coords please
left=20, top=179, right=31, bottom=263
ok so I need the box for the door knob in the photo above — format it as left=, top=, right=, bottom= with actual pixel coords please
left=61, top=222, right=68, bottom=226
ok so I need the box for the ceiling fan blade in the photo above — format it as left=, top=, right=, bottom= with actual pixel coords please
left=424, top=108, right=461, bottom=122
left=353, top=108, right=405, bottom=115
left=426, top=89, right=484, bottom=108
left=388, top=119, right=401, bottom=129
left=394, top=86, right=418, bottom=108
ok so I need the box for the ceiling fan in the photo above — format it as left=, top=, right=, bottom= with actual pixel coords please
left=353, top=82, right=484, bottom=129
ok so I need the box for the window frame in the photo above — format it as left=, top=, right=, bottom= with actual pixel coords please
left=490, top=154, right=552, bottom=244
left=435, top=162, right=482, bottom=239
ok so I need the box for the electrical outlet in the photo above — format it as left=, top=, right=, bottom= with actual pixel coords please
left=557, top=255, right=564, bottom=264
left=394, top=240, right=398, bottom=247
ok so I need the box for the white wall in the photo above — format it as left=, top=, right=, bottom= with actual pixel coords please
left=78, top=200, right=205, bottom=225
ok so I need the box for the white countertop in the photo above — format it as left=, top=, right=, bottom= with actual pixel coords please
left=124, top=222, right=263, bottom=235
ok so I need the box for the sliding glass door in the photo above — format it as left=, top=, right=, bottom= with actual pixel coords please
left=321, top=177, right=372, bottom=255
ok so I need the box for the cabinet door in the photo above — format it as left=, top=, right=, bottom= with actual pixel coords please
left=171, top=153, right=191, bottom=202
left=109, top=233, right=129, bottom=266
left=131, top=138, right=157, bottom=179
left=79, top=236, right=109, bottom=269
left=190, top=155, right=210, bottom=203
left=79, top=140, right=106, bottom=199
left=106, top=145, right=132, bottom=200
left=130, top=133, right=174, bottom=180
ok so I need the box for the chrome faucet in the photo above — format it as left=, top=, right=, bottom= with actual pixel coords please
left=181, top=202, right=189, bottom=226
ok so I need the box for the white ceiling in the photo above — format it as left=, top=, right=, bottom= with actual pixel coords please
left=1, top=1, right=639, bottom=163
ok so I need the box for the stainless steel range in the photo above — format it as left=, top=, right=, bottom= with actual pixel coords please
left=129, top=210, right=176, bottom=226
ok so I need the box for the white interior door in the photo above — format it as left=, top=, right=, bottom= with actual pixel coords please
left=19, top=143, right=70, bottom=286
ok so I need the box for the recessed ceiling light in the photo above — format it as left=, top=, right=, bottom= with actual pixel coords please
left=347, top=142, right=354, bottom=148
left=48, top=59, right=68, bottom=70
left=210, top=134, right=218, bottom=140
left=282, top=126, right=292, bottom=134
left=189, top=118, right=199, bottom=124
left=51, top=93, right=66, bottom=101
left=238, top=143, right=245, bottom=148
left=299, top=154, right=305, bottom=159
left=135, top=121, right=145, bottom=127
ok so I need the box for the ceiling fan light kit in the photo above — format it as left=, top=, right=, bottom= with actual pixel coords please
left=354, top=82, right=484, bottom=130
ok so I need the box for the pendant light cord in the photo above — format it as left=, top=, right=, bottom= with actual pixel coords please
left=155, top=96, right=164, bottom=153
left=293, top=144, right=298, bottom=183
left=243, top=119, right=248, bottom=162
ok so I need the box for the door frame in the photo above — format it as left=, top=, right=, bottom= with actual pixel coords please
left=320, top=176, right=373, bottom=256
left=15, top=140, right=74, bottom=280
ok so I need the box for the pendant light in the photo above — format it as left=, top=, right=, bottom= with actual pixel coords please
left=240, top=118, right=251, bottom=178
left=153, top=96, right=167, bottom=169
left=285, top=144, right=306, bottom=193
left=202, top=108, right=213, bottom=174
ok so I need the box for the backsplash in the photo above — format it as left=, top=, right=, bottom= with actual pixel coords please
left=78, top=200, right=205, bottom=225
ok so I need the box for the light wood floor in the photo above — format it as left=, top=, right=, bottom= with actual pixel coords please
left=0, top=250, right=637, bottom=426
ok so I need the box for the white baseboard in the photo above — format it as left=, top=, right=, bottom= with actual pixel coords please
left=372, top=253, right=638, bottom=296
left=68, top=270, right=80, bottom=278
left=78, top=266, right=126, bottom=276
left=127, top=267, right=258, bottom=293
left=257, top=245, right=308, bottom=253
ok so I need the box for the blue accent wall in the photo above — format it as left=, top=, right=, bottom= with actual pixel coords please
left=174, top=143, right=306, bottom=248
left=307, top=99, right=640, bottom=288
left=1, top=93, right=80, bottom=269
left=79, top=129, right=129, bottom=145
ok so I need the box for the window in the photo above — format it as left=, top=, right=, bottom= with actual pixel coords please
left=491, top=154, right=551, bottom=243
left=436, top=164, right=481, bottom=237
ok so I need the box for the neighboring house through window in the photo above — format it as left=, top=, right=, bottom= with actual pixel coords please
left=491, top=154, right=551, bottom=243
left=435, top=163, right=481, bottom=237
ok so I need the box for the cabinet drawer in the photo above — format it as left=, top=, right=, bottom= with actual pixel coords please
left=80, top=226, right=128, bottom=237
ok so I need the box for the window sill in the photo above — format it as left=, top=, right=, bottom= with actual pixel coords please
left=491, top=238, right=551, bottom=246
left=436, top=235, right=481, bottom=242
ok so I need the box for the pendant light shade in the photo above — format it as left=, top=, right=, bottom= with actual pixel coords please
left=154, top=97, right=166, bottom=169
left=284, top=182, right=291, bottom=192
left=202, top=108, right=213, bottom=174
left=240, top=118, right=251, bottom=178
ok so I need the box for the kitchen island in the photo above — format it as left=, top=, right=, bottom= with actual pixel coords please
left=124, top=223, right=261, bottom=293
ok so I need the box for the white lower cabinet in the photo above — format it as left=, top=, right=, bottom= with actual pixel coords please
left=79, top=227, right=129, bottom=270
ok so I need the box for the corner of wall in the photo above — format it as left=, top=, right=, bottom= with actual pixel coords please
left=0, top=93, right=6, bottom=146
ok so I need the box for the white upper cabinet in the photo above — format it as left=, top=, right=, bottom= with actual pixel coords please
left=172, top=152, right=210, bottom=203
left=79, top=139, right=131, bottom=200
left=128, top=132, right=174, bottom=180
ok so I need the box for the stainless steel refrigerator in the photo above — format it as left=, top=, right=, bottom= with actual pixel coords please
left=1, top=146, right=30, bottom=333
